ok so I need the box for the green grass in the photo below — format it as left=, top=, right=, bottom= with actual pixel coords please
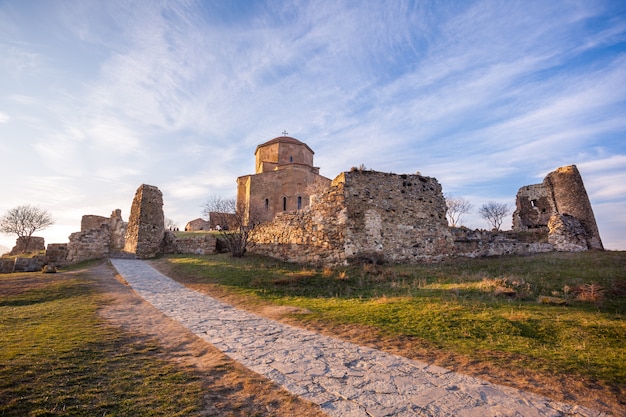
left=0, top=268, right=204, bottom=416
left=161, top=251, right=626, bottom=386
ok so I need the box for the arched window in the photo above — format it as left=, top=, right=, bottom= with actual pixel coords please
left=297, top=196, right=302, bottom=210
left=290, top=156, right=293, bottom=163
left=283, top=197, right=287, bottom=211
left=265, top=198, right=269, bottom=210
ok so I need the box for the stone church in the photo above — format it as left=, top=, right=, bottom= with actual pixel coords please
left=237, top=135, right=331, bottom=222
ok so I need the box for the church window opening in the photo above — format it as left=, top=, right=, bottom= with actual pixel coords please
left=265, top=198, right=269, bottom=210
left=297, top=196, right=302, bottom=210
left=290, top=156, right=293, bottom=163
left=283, top=197, right=287, bottom=211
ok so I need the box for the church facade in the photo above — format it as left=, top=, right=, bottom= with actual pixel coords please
left=236, top=136, right=331, bottom=223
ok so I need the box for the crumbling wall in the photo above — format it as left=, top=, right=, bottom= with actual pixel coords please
left=249, top=180, right=348, bottom=265
left=341, top=171, right=454, bottom=263
left=66, top=209, right=127, bottom=264
left=124, top=184, right=165, bottom=258
left=9, top=236, right=45, bottom=255
left=513, top=165, right=603, bottom=250
left=45, top=243, right=69, bottom=266
left=250, top=170, right=455, bottom=265
left=451, top=228, right=553, bottom=257
left=160, top=231, right=218, bottom=255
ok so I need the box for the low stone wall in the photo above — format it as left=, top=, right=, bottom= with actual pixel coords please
left=46, top=243, right=69, bottom=266
left=451, top=228, right=553, bottom=258
left=13, top=256, right=46, bottom=272
left=0, top=258, right=15, bottom=273
left=162, top=232, right=218, bottom=255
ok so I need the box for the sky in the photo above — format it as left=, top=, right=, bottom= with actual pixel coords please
left=1, top=0, right=625, bottom=254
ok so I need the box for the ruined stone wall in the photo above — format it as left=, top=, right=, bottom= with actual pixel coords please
left=81, top=215, right=108, bottom=232
left=512, top=184, right=555, bottom=231
left=513, top=165, right=603, bottom=250
left=9, top=236, right=45, bottom=255
left=451, top=228, right=553, bottom=257
left=45, top=243, right=69, bottom=266
left=66, top=210, right=127, bottom=264
left=124, top=184, right=164, bottom=258
left=67, top=225, right=113, bottom=264
left=161, top=231, right=218, bottom=255
left=340, top=171, right=454, bottom=263
left=250, top=170, right=455, bottom=265
left=249, top=181, right=348, bottom=265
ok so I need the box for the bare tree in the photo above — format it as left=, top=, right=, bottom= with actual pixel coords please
left=444, top=194, right=473, bottom=227
left=165, top=217, right=178, bottom=231
left=0, top=205, right=54, bottom=252
left=478, top=201, right=511, bottom=231
left=202, top=196, right=266, bottom=257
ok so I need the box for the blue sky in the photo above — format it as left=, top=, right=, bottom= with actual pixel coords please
left=1, top=0, right=625, bottom=253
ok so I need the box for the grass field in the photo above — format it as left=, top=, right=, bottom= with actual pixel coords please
left=160, top=251, right=626, bottom=390
left=0, top=265, right=205, bottom=417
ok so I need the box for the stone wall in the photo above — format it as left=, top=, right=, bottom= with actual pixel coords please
left=250, top=170, right=455, bottom=265
left=66, top=209, right=127, bottom=264
left=513, top=165, right=603, bottom=250
left=9, top=236, right=45, bottom=255
left=249, top=181, right=348, bottom=265
left=124, top=184, right=164, bottom=258
left=250, top=167, right=602, bottom=266
left=45, top=243, right=69, bottom=266
left=451, top=228, right=553, bottom=258
left=161, top=231, right=217, bottom=255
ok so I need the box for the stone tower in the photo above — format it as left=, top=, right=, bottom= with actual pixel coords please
left=513, top=165, right=603, bottom=250
left=124, top=184, right=165, bottom=258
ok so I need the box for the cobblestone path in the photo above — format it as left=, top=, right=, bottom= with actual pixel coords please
left=110, top=259, right=608, bottom=417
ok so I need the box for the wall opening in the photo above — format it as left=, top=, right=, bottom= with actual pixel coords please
left=297, top=196, right=302, bottom=210
left=283, top=197, right=287, bottom=211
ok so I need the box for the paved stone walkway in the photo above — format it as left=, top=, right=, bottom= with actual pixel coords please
left=110, top=259, right=608, bottom=417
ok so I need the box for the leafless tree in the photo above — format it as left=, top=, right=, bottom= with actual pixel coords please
left=444, top=194, right=473, bottom=227
left=478, top=201, right=511, bottom=231
left=202, top=196, right=266, bottom=257
left=165, top=217, right=178, bottom=231
left=0, top=205, right=54, bottom=252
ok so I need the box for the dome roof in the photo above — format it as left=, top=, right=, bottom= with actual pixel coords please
left=255, top=136, right=314, bottom=154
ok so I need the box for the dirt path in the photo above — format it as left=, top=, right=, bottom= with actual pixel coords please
left=89, top=260, right=327, bottom=417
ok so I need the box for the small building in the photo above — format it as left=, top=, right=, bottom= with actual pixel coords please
left=237, top=136, right=331, bottom=223
left=206, top=212, right=236, bottom=230
left=185, top=218, right=210, bottom=231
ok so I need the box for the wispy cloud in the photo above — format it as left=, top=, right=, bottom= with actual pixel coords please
left=0, top=0, right=624, bottom=249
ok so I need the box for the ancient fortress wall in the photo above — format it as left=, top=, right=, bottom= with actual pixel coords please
left=250, top=170, right=456, bottom=265
left=66, top=209, right=127, bottom=264
left=250, top=167, right=601, bottom=266
left=513, top=165, right=603, bottom=251
left=124, top=184, right=165, bottom=259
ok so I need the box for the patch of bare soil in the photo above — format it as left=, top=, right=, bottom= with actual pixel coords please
left=85, top=261, right=328, bottom=417
left=149, top=260, right=625, bottom=417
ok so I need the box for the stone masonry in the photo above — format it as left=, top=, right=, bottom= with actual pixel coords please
left=66, top=209, right=127, bottom=264
left=250, top=170, right=455, bottom=265
left=513, top=165, right=603, bottom=251
left=124, top=184, right=165, bottom=259
left=9, top=236, right=45, bottom=255
left=250, top=166, right=602, bottom=266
